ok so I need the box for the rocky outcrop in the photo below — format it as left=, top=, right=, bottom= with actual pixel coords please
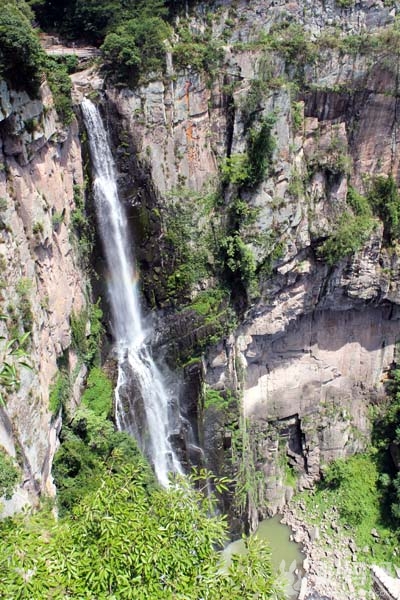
left=282, top=501, right=374, bottom=600
left=372, top=565, right=400, bottom=600
left=0, top=80, right=87, bottom=513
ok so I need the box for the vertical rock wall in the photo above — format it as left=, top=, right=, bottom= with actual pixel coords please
left=65, top=0, right=400, bottom=523
left=0, top=81, right=87, bottom=513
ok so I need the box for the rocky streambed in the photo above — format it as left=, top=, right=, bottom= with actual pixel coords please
left=281, top=502, right=375, bottom=600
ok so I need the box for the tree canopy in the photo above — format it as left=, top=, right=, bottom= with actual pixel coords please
left=0, top=1, right=44, bottom=94
left=0, top=456, right=284, bottom=599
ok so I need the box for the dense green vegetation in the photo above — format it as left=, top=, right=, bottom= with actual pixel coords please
left=318, top=212, right=374, bottom=266
left=0, top=0, right=74, bottom=121
left=0, top=448, right=19, bottom=500
left=297, top=362, right=400, bottom=565
left=318, top=179, right=400, bottom=266
left=43, top=56, right=74, bottom=124
left=0, top=457, right=284, bottom=598
left=367, top=175, right=400, bottom=244
left=373, top=366, right=400, bottom=527
left=300, top=452, right=399, bottom=565
left=101, top=15, right=170, bottom=83
left=49, top=370, right=71, bottom=415
left=0, top=1, right=43, bottom=95
left=52, top=405, right=143, bottom=513
left=70, top=300, right=103, bottom=366
left=0, top=328, right=31, bottom=407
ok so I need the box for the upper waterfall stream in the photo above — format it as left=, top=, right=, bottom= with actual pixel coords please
left=81, top=98, right=182, bottom=486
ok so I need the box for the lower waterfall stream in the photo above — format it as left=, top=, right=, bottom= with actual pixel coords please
left=81, top=98, right=182, bottom=486
left=81, top=99, right=323, bottom=600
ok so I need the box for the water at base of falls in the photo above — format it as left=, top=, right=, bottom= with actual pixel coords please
left=223, top=515, right=305, bottom=599
left=81, top=98, right=182, bottom=486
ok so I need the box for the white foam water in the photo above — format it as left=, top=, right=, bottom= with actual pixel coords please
left=81, top=98, right=182, bottom=486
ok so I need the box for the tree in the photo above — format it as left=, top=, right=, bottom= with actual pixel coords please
left=0, top=457, right=284, bottom=599
left=101, top=16, right=170, bottom=82
left=368, top=175, right=400, bottom=244
left=0, top=2, right=44, bottom=94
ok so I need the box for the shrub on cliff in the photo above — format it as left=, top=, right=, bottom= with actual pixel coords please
left=101, top=16, right=170, bottom=82
left=0, top=448, right=19, bottom=500
left=0, top=1, right=44, bottom=95
left=318, top=211, right=375, bottom=265
left=368, top=175, right=400, bottom=244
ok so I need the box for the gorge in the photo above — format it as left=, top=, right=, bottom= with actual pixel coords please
left=0, top=0, right=400, bottom=598
left=81, top=98, right=182, bottom=486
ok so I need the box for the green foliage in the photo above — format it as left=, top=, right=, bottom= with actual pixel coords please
left=48, top=370, right=70, bottom=415
left=319, top=178, right=400, bottom=265
left=0, top=328, right=31, bottom=406
left=258, top=236, right=285, bottom=277
left=318, top=212, right=374, bottom=265
left=220, top=154, right=251, bottom=186
left=322, top=455, right=380, bottom=529
left=163, top=193, right=210, bottom=303
left=347, top=186, right=373, bottom=218
left=247, top=116, right=276, bottom=186
left=51, top=210, right=64, bottom=230
left=0, top=1, right=44, bottom=95
left=43, top=56, right=74, bottom=124
left=172, top=21, right=224, bottom=73
left=32, top=221, right=43, bottom=235
left=230, top=197, right=260, bottom=228
left=51, top=53, right=79, bottom=74
left=187, top=288, right=227, bottom=319
left=220, top=117, right=275, bottom=189
left=367, top=175, right=400, bottom=244
left=291, top=100, right=304, bottom=132
left=308, top=128, right=352, bottom=177
left=16, top=277, right=33, bottom=332
left=241, top=79, right=268, bottom=129
left=373, top=366, right=400, bottom=526
left=70, top=300, right=103, bottom=366
left=70, top=184, right=93, bottom=265
left=101, top=16, right=170, bottom=82
left=81, top=366, right=113, bottom=417
left=284, top=463, right=298, bottom=488
left=0, top=447, right=19, bottom=499
left=301, top=452, right=398, bottom=563
left=172, top=283, right=237, bottom=364
left=53, top=405, right=149, bottom=513
left=0, top=458, right=283, bottom=598
left=203, top=387, right=233, bottom=412
left=33, top=0, right=167, bottom=41
left=220, top=233, right=256, bottom=287
left=269, top=22, right=318, bottom=64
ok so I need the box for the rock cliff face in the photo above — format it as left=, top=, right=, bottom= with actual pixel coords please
left=0, top=81, right=86, bottom=513
left=99, top=0, right=400, bottom=520
left=2, top=0, right=400, bottom=524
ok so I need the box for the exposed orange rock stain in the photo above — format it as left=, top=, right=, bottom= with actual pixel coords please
left=186, top=122, right=193, bottom=142
left=184, top=80, right=196, bottom=165
left=184, top=80, right=191, bottom=108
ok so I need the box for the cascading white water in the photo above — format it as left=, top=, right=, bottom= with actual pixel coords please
left=81, top=98, right=182, bottom=486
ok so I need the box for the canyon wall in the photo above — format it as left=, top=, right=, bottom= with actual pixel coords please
left=0, top=81, right=87, bottom=513
left=2, top=0, right=400, bottom=522
left=101, top=0, right=400, bottom=520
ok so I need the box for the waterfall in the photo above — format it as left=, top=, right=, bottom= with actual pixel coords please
left=81, top=98, right=182, bottom=486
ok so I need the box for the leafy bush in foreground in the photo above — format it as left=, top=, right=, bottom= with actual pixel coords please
left=0, top=458, right=284, bottom=599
